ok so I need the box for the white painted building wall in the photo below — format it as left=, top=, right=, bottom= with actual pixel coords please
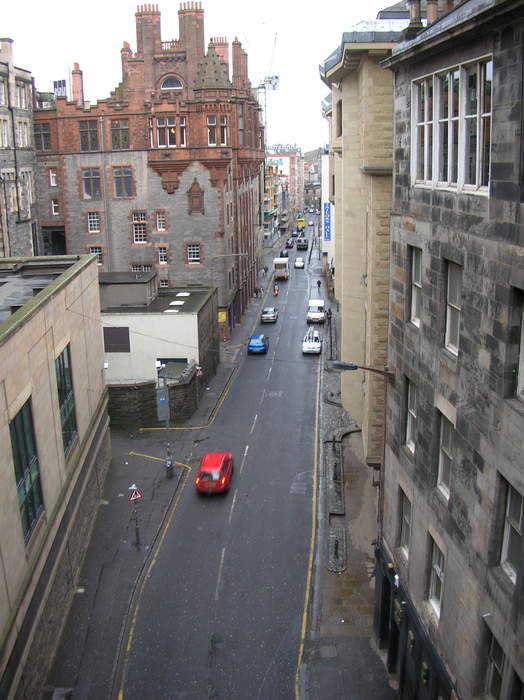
left=102, top=312, right=199, bottom=383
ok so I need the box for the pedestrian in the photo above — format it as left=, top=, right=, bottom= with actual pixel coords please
left=317, top=279, right=322, bottom=292
left=254, top=287, right=259, bottom=298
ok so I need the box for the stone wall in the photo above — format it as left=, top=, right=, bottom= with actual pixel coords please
left=107, top=362, right=214, bottom=427
left=383, top=10, right=524, bottom=698
left=10, top=420, right=111, bottom=699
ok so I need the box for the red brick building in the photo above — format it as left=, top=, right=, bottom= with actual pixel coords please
left=33, top=2, right=264, bottom=337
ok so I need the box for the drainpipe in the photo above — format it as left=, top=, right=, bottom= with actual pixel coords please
left=0, top=176, right=10, bottom=256
left=7, top=66, right=25, bottom=223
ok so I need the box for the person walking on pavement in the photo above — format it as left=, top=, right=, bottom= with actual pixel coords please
left=317, top=279, right=322, bottom=293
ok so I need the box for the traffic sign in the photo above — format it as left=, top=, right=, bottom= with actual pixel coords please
left=128, top=489, right=143, bottom=502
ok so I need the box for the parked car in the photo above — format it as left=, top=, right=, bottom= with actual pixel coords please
left=296, top=238, right=309, bottom=250
left=194, top=452, right=234, bottom=494
left=294, top=257, right=305, bottom=269
left=302, top=329, right=322, bottom=354
left=247, top=334, right=269, bottom=354
left=285, top=238, right=294, bottom=248
left=306, top=298, right=326, bottom=323
left=261, top=306, right=278, bottom=323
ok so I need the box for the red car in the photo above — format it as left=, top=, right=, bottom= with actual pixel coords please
left=194, top=452, right=234, bottom=494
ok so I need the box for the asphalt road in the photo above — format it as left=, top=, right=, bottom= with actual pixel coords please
left=116, top=227, right=323, bottom=699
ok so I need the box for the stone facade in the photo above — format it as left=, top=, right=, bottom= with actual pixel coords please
left=375, top=1, right=524, bottom=698
left=320, top=22, right=406, bottom=467
left=33, top=3, right=264, bottom=339
left=0, top=256, right=111, bottom=698
left=0, top=39, right=41, bottom=257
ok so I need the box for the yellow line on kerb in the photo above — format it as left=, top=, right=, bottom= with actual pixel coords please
left=128, top=451, right=191, bottom=469
left=294, top=359, right=321, bottom=698
left=117, top=464, right=190, bottom=698
left=138, top=365, right=237, bottom=433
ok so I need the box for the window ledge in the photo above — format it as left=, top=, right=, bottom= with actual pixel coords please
left=436, top=483, right=450, bottom=502
left=487, top=564, right=515, bottom=602
left=404, top=442, right=415, bottom=457
left=505, top=397, right=524, bottom=420
left=428, top=598, right=441, bottom=620
left=413, top=182, right=489, bottom=197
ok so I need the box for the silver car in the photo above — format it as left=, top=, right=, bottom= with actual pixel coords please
left=261, top=306, right=278, bottom=323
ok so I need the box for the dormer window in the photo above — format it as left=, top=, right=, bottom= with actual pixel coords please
left=160, top=76, right=183, bottom=90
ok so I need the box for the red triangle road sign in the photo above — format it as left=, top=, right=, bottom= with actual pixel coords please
left=128, top=489, right=143, bottom=502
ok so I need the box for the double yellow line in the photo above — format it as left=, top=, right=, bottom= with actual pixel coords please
left=294, top=359, right=321, bottom=698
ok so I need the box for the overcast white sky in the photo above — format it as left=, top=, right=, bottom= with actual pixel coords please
left=3, top=0, right=392, bottom=152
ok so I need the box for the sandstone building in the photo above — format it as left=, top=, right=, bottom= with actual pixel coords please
left=0, top=255, right=110, bottom=698
left=320, top=11, right=407, bottom=471
left=376, top=0, right=524, bottom=697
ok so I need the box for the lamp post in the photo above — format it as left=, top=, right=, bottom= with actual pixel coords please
left=330, top=361, right=394, bottom=545
left=331, top=361, right=394, bottom=380
left=326, top=308, right=333, bottom=360
left=156, top=361, right=173, bottom=478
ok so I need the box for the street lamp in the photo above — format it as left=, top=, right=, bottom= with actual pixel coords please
left=331, top=361, right=394, bottom=380
left=156, top=361, right=173, bottom=478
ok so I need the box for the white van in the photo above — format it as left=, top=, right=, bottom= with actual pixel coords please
left=306, top=298, right=325, bottom=323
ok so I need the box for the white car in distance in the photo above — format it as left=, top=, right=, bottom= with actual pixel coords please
left=294, top=257, right=305, bottom=269
left=302, top=329, right=322, bottom=354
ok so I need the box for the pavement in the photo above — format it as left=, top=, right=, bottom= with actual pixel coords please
left=44, top=229, right=396, bottom=700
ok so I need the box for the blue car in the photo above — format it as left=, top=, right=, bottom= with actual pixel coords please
left=247, top=334, right=269, bottom=354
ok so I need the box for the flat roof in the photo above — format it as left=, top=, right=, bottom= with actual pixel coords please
left=0, top=256, right=95, bottom=341
left=102, top=286, right=215, bottom=315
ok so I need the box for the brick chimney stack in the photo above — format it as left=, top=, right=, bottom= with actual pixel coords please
left=426, top=0, right=438, bottom=24
left=232, top=37, right=242, bottom=89
left=401, top=0, right=423, bottom=40
left=135, top=4, right=161, bottom=56
left=178, top=2, right=205, bottom=95
left=241, top=46, right=250, bottom=90
left=121, top=41, right=133, bottom=82
left=135, top=5, right=161, bottom=91
left=210, top=36, right=229, bottom=75
left=71, top=62, right=84, bottom=106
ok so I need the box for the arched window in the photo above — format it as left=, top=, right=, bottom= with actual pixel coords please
left=160, top=76, right=183, bottom=90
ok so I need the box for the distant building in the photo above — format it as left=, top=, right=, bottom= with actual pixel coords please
left=266, top=147, right=302, bottom=233
left=0, top=255, right=110, bottom=698
left=0, top=39, right=41, bottom=257
left=32, top=2, right=264, bottom=339
left=263, top=161, right=280, bottom=246
left=303, top=147, right=322, bottom=211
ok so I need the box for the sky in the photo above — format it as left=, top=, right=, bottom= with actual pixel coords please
left=3, top=0, right=392, bottom=153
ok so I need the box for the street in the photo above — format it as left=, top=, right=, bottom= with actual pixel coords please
left=115, top=225, right=322, bottom=698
